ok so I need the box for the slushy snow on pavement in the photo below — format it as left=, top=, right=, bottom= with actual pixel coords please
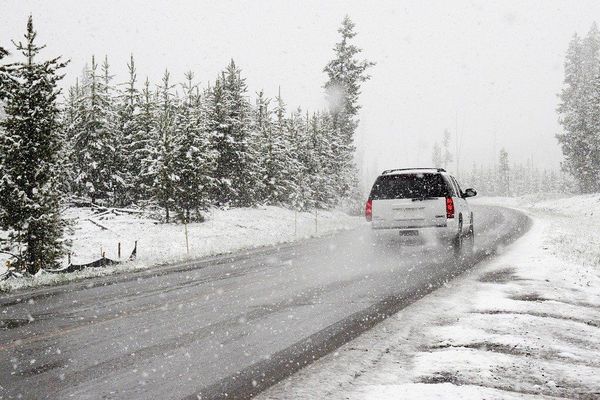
left=258, top=194, right=600, bottom=399
left=0, top=206, right=361, bottom=292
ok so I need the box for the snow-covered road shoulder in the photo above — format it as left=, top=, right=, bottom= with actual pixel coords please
left=0, top=206, right=362, bottom=292
left=258, top=195, right=600, bottom=399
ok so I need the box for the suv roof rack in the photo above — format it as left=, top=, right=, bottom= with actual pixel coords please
left=381, top=167, right=446, bottom=175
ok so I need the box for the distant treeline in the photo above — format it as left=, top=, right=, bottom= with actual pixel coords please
left=431, top=135, right=572, bottom=197
left=463, top=158, right=574, bottom=197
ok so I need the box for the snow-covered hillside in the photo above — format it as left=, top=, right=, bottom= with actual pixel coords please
left=258, top=194, right=600, bottom=399
left=0, top=206, right=362, bottom=291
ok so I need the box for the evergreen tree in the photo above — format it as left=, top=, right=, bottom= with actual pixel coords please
left=61, top=78, right=84, bottom=197
left=557, top=25, right=600, bottom=193
left=587, top=58, right=600, bottom=190
left=150, top=70, right=177, bottom=221
left=511, top=163, right=526, bottom=195
left=71, top=55, right=117, bottom=203
left=255, top=90, right=276, bottom=203
left=0, top=16, right=69, bottom=273
left=255, top=89, right=298, bottom=205
left=115, top=54, right=140, bottom=205
left=442, top=129, right=453, bottom=170
left=323, top=16, right=375, bottom=201
left=173, top=72, right=216, bottom=221
left=100, top=56, right=127, bottom=205
left=541, top=169, right=552, bottom=192
left=305, top=111, right=323, bottom=208
left=210, top=60, right=261, bottom=207
left=134, top=77, right=158, bottom=202
left=471, top=163, right=480, bottom=190
left=271, top=90, right=300, bottom=206
left=307, top=111, right=337, bottom=207
left=432, top=142, right=443, bottom=168
left=287, top=107, right=314, bottom=209
left=206, top=75, right=227, bottom=204
left=0, top=45, right=9, bottom=97
left=498, top=148, right=510, bottom=195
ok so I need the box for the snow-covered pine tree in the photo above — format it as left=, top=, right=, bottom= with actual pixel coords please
left=150, top=70, right=178, bottom=221
left=305, top=112, right=323, bottom=208
left=211, top=60, right=261, bottom=207
left=0, top=16, right=69, bottom=273
left=319, top=112, right=340, bottom=207
left=307, top=111, right=337, bottom=207
left=173, top=71, right=216, bottom=222
left=100, top=56, right=127, bottom=205
left=63, top=80, right=81, bottom=138
left=546, top=169, right=557, bottom=192
left=323, top=16, right=374, bottom=202
left=255, top=90, right=276, bottom=203
left=498, top=148, right=510, bottom=195
left=531, top=164, right=541, bottom=194
left=483, top=165, right=496, bottom=195
left=510, top=163, right=526, bottom=195
left=61, top=78, right=82, bottom=196
left=577, top=24, right=600, bottom=191
left=206, top=75, right=228, bottom=205
left=133, top=77, right=158, bottom=203
left=0, top=45, right=9, bottom=95
left=442, top=129, right=453, bottom=170
left=557, top=26, right=600, bottom=193
left=432, top=142, right=443, bottom=168
left=255, top=89, right=298, bottom=205
left=271, top=90, right=300, bottom=206
left=465, top=163, right=477, bottom=192
left=586, top=54, right=600, bottom=191
left=286, top=107, right=313, bottom=210
left=115, top=54, right=140, bottom=205
left=71, top=55, right=117, bottom=204
left=540, top=169, right=552, bottom=193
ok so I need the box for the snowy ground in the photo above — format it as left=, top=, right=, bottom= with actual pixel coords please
left=0, top=206, right=361, bottom=292
left=258, top=194, right=600, bottom=399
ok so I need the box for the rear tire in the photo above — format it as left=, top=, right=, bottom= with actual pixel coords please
left=452, top=228, right=463, bottom=258
left=464, top=224, right=475, bottom=255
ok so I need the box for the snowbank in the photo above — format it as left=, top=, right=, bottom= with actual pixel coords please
left=474, top=194, right=600, bottom=269
left=258, top=194, right=600, bottom=399
left=0, top=206, right=362, bottom=292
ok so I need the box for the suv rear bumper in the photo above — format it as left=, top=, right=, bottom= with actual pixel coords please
left=370, top=219, right=459, bottom=238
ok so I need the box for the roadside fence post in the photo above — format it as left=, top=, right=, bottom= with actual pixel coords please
left=294, top=210, right=298, bottom=238
left=184, top=220, right=190, bottom=256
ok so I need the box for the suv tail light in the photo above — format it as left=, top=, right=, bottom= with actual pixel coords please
left=446, top=196, right=455, bottom=219
left=365, top=199, right=373, bottom=221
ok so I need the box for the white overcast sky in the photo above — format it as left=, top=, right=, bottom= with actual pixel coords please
left=3, top=0, right=599, bottom=182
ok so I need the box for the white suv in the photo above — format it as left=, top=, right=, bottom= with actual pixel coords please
left=365, top=168, right=477, bottom=256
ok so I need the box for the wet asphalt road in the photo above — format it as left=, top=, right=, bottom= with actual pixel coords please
left=0, top=205, right=529, bottom=400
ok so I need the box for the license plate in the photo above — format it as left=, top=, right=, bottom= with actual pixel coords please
left=399, top=230, right=419, bottom=236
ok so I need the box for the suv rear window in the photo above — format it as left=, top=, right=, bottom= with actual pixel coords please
left=369, top=173, right=450, bottom=200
